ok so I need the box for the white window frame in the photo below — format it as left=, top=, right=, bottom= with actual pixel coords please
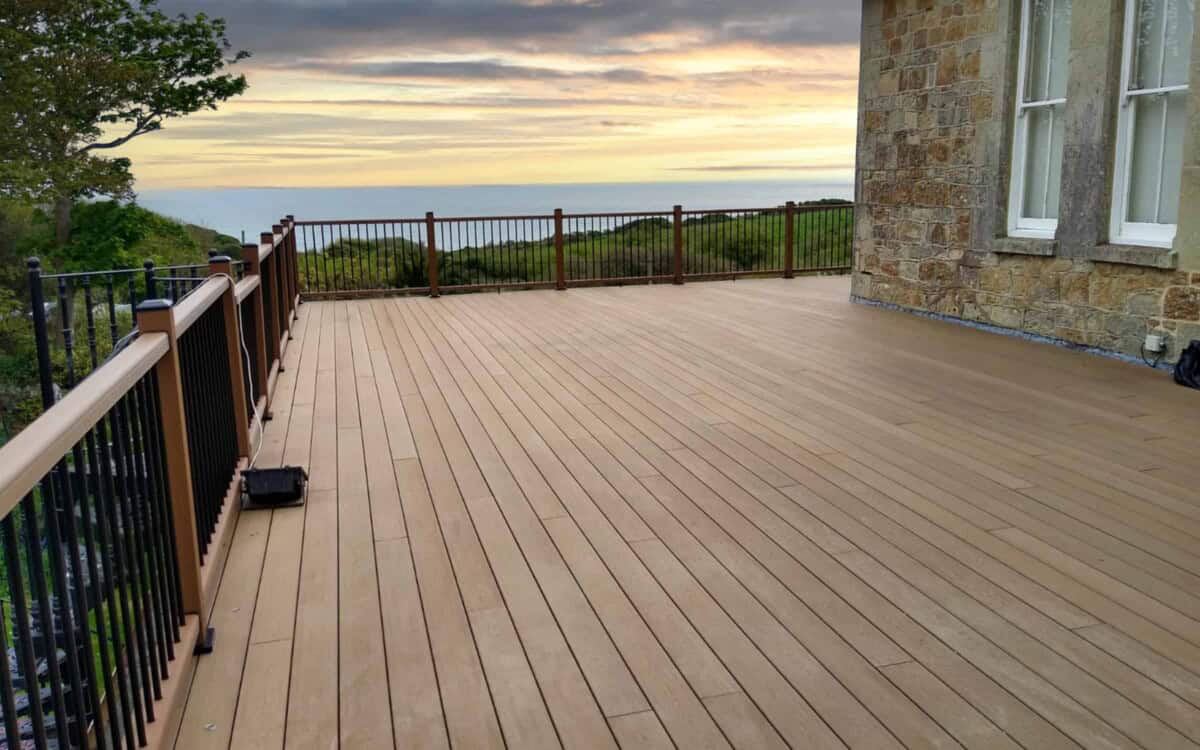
left=1008, top=0, right=1068, bottom=239
left=1109, top=0, right=1189, bottom=248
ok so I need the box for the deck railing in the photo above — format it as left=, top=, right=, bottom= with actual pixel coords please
left=0, top=228, right=301, bottom=749
left=294, top=201, right=853, bottom=297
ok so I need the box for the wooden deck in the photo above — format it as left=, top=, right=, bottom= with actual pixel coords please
left=173, top=276, right=1200, bottom=750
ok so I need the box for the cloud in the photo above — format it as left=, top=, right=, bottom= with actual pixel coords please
left=123, top=1, right=861, bottom=188
left=284, top=59, right=675, bottom=83
left=158, top=0, right=860, bottom=59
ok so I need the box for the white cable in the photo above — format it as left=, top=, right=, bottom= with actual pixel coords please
left=211, top=272, right=266, bottom=467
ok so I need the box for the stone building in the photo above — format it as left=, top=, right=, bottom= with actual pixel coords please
left=851, top=0, right=1200, bottom=363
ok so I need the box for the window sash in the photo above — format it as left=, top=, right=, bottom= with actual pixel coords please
left=1111, top=0, right=1193, bottom=247
left=1009, top=0, right=1070, bottom=237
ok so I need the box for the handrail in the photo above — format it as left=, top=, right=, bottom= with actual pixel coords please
left=0, top=332, right=168, bottom=516
left=0, top=226, right=302, bottom=749
left=175, top=275, right=230, bottom=336
left=235, top=274, right=260, bottom=303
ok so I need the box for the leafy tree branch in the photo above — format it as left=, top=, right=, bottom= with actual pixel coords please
left=0, top=0, right=249, bottom=242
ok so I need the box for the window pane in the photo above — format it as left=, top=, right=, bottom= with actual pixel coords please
left=1026, top=0, right=1072, bottom=101
left=1128, top=95, right=1166, bottom=222
left=1022, top=104, right=1065, bottom=219
left=1159, top=92, right=1187, bottom=223
left=1133, top=0, right=1195, bottom=89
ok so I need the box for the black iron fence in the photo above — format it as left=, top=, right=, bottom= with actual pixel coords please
left=25, top=259, right=244, bottom=406
left=0, top=232, right=301, bottom=748
left=0, top=363, right=184, bottom=750
left=294, top=201, right=854, bottom=297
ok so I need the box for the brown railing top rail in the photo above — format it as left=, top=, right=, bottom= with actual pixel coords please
left=0, top=332, right=169, bottom=515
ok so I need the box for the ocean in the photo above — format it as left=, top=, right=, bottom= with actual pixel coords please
left=137, top=179, right=853, bottom=242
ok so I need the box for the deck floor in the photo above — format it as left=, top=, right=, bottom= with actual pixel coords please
left=175, top=277, right=1200, bottom=750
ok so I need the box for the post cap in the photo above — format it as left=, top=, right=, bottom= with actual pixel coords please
left=144, top=259, right=156, bottom=270
left=136, top=299, right=173, bottom=313
left=209, top=255, right=232, bottom=264
left=26, top=257, right=41, bottom=270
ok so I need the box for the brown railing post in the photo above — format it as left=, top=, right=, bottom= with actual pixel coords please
left=280, top=217, right=298, bottom=321
left=554, top=208, right=566, bottom=290
left=276, top=219, right=291, bottom=323
left=209, top=256, right=252, bottom=458
left=286, top=214, right=301, bottom=311
left=242, top=243, right=273, bottom=419
left=260, top=232, right=283, bottom=364
left=426, top=211, right=440, bottom=297
left=672, top=204, right=684, bottom=285
left=784, top=201, right=796, bottom=279
left=136, top=299, right=210, bottom=646
left=273, top=223, right=293, bottom=337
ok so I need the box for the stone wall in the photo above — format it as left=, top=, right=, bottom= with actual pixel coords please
left=852, top=0, right=1200, bottom=362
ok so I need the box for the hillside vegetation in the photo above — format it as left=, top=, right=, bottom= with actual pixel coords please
left=0, top=200, right=234, bottom=441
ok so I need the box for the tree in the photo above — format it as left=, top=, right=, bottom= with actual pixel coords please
left=0, top=0, right=249, bottom=243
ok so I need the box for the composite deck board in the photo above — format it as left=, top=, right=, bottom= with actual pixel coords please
left=175, top=278, right=1200, bottom=750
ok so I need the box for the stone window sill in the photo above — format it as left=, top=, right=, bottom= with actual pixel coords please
left=992, top=237, right=1057, bottom=257
left=1082, top=244, right=1177, bottom=270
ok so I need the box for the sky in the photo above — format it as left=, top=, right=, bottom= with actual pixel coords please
left=124, top=0, right=862, bottom=189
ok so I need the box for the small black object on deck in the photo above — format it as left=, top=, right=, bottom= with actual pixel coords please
left=242, top=466, right=308, bottom=509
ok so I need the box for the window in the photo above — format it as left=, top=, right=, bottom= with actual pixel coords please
left=1009, top=0, right=1072, bottom=238
left=1111, top=0, right=1195, bottom=247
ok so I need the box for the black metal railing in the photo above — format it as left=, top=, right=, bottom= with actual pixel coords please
left=681, top=207, right=788, bottom=277
left=294, top=220, right=428, bottom=294
left=1, top=230, right=300, bottom=750
left=0, top=367, right=183, bottom=750
left=563, top=212, right=675, bottom=284
left=794, top=203, right=854, bottom=271
left=22, top=260, right=246, bottom=429
left=294, top=201, right=854, bottom=296
left=436, top=215, right=558, bottom=290
left=177, top=304, right=239, bottom=562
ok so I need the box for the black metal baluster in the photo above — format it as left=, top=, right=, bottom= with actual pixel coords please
left=57, top=279, right=76, bottom=392
left=36, top=467, right=92, bottom=749
left=147, top=377, right=185, bottom=627
left=1, top=513, right=48, bottom=749
left=95, top=409, right=147, bottom=746
left=0, top=601, right=21, bottom=749
left=120, top=388, right=165, bottom=702
left=83, top=281, right=99, bottom=371
left=128, top=382, right=171, bottom=672
left=77, top=427, right=121, bottom=749
left=56, top=435, right=111, bottom=749
left=181, top=333, right=213, bottom=554
left=109, top=397, right=159, bottom=720
left=81, top=420, right=137, bottom=750
left=105, top=276, right=119, bottom=349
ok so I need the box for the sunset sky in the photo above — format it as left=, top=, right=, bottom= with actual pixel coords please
left=128, top=0, right=862, bottom=189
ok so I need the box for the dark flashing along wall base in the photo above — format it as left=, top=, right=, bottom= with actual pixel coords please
left=850, top=295, right=1177, bottom=373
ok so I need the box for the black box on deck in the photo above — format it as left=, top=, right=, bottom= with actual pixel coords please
left=242, top=466, right=307, bottom=509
